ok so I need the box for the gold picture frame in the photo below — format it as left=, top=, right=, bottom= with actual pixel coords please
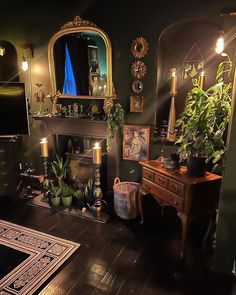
left=130, top=96, right=144, bottom=112
left=123, top=125, right=150, bottom=161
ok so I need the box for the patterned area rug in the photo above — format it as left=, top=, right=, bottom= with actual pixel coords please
left=0, top=220, right=80, bottom=294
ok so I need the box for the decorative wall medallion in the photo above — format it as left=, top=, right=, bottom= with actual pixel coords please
left=130, top=96, right=144, bottom=113
left=130, top=61, right=147, bottom=79
left=131, top=80, right=143, bottom=93
left=131, top=37, right=148, bottom=58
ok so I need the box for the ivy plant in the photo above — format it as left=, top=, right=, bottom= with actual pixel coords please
left=175, top=53, right=232, bottom=172
left=103, top=98, right=124, bottom=151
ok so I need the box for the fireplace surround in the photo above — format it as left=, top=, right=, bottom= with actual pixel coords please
left=35, top=117, right=119, bottom=194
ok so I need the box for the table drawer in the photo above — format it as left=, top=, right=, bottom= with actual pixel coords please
left=154, top=172, right=168, bottom=188
left=168, top=179, right=185, bottom=197
left=143, top=167, right=155, bottom=182
left=142, top=178, right=183, bottom=211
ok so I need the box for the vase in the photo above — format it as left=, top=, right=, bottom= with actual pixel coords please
left=187, top=156, right=206, bottom=177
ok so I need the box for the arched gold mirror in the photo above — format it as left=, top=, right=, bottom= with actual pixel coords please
left=48, top=16, right=114, bottom=99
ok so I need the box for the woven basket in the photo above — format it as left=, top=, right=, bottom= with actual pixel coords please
left=113, top=177, right=140, bottom=220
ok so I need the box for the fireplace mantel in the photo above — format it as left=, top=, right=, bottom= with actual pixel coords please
left=34, top=116, right=119, bottom=192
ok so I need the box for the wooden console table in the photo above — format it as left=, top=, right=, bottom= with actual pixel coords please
left=139, top=160, right=222, bottom=257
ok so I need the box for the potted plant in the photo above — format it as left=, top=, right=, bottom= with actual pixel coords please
left=74, top=177, right=94, bottom=209
left=50, top=155, right=68, bottom=186
left=61, top=182, right=74, bottom=207
left=49, top=181, right=62, bottom=206
left=175, top=53, right=232, bottom=176
left=103, top=98, right=124, bottom=151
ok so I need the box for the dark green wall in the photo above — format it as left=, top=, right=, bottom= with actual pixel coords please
left=1, top=0, right=236, bottom=274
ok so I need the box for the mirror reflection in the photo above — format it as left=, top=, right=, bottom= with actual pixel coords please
left=48, top=16, right=113, bottom=99
left=53, top=32, right=107, bottom=96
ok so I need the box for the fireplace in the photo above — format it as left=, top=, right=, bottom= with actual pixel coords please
left=35, top=117, right=119, bottom=194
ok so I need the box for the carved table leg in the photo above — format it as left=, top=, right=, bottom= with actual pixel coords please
left=177, top=212, right=189, bottom=259
left=138, top=188, right=147, bottom=224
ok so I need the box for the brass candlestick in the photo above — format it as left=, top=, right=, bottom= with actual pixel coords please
left=41, top=156, right=48, bottom=179
left=93, top=163, right=103, bottom=200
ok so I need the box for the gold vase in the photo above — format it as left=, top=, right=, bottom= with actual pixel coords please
left=166, top=96, right=176, bottom=142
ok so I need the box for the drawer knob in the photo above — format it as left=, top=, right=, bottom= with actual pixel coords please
left=172, top=199, right=177, bottom=205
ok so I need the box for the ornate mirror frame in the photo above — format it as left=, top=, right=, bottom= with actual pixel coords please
left=130, top=37, right=148, bottom=58
left=48, top=16, right=114, bottom=99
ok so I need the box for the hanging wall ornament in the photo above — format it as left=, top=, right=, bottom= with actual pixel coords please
left=130, top=37, right=149, bottom=58
left=130, top=60, right=147, bottom=79
left=182, top=44, right=204, bottom=80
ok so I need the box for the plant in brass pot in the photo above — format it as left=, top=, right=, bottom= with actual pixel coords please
left=103, top=98, right=124, bottom=151
left=175, top=53, right=232, bottom=176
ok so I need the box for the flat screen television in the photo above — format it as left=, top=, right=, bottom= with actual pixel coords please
left=0, top=82, right=30, bottom=136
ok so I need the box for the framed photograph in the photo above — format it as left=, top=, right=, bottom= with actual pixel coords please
left=88, top=45, right=99, bottom=74
left=123, top=125, right=150, bottom=161
left=130, top=95, right=144, bottom=112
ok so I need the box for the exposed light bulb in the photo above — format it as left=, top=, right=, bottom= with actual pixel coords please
left=0, top=46, right=5, bottom=56
left=215, top=32, right=225, bottom=54
left=22, top=57, right=29, bottom=71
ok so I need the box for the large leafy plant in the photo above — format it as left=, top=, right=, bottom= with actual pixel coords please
left=175, top=53, right=232, bottom=172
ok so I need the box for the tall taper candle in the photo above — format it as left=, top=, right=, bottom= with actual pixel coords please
left=170, top=68, right=177, bottom=96
left=93, top=142, right=101, bottom=164
left=40, top=138, right=49, bottom=158
left=199, top=71, right=205, bottom=89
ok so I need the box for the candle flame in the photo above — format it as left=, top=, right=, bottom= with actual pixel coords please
left=95, top=142, right=100, bottom=147
left=200, top=71, right=205, bottom=76
left=40, top=138, right=47, bottom=144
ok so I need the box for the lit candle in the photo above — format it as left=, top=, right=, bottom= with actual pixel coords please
left=40, top=138, right=49, bottom=158
left=93, top=142, right=101, bottom=164
left=199, top=71, right=205, bottom=89
left=170, top=68, right=177, bottom=96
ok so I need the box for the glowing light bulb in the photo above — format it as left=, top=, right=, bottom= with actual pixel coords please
left=22, top=57, right=29, bottom=71
left=215, top=32, right=225, bottom=54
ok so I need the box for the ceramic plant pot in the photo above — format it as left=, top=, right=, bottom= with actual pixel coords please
left=187, top=156, right=206, bottom=177
left=50, top=195, right=61, bottom=206
left=61, top=195, right=73, bottom=207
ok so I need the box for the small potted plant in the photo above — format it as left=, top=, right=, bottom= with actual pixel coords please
left=175, top=53, right=232, bottom=176
left=61, top=182, right=74, bottom=207
left=49, top=181, right=62, bottom=206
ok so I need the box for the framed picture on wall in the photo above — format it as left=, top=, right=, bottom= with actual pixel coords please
left=88, top=45, right=99, bottom=74
left=123, top=125, right=150, bottom=161
left=130, top=95, right=144, bottom=112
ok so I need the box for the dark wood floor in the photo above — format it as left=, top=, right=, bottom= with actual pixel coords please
left=0, top=195, right=234, bottom=295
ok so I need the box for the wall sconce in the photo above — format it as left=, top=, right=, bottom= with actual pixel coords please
left=215, top=30, right=225, bottom=54
left=21, top=44, right=32, bottom=72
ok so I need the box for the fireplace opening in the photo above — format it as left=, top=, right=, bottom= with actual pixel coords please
left=54, top=134, right=107, bottom=193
